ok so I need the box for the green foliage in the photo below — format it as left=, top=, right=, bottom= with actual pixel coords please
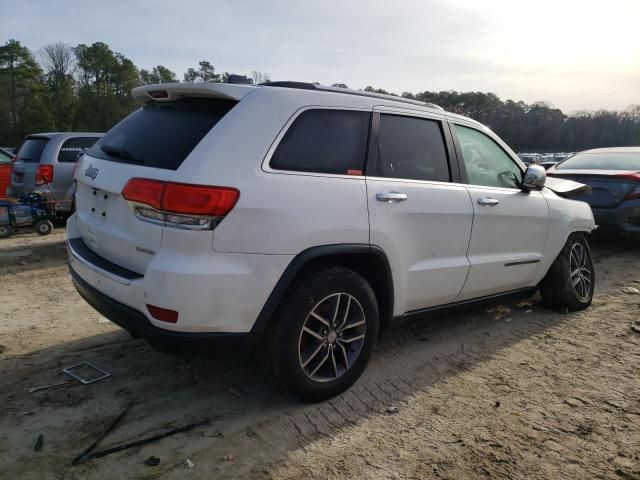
left=72, top=42, right=139, bottom=132
left=140, top=65, right=178, bottom=84
left=183, top=61, right=221, bottom=83
left=0, top=37, right=637, bottom=152
left=0, top=39, right=47, bottom=144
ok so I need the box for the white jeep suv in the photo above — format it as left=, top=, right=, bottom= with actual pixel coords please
left=67, top=81, right=596, bottom=402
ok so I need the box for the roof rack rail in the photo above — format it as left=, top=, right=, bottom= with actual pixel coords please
left=260, top=81, right=317, bottom=90
left=259, top=81, right=444, bottom=111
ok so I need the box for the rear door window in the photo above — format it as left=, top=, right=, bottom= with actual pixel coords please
left=88, top=98, right=237, bottom=170
left=270, top=109, right=370, bottom=175
left=17, top=137, right=48, bottom=163
left=376, top=114, right=450, bottom=182
left=58, top=137, right=101, bottom=163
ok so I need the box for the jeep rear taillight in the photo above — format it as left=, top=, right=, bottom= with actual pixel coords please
left=35, top=165, right=54, bottom=185
left=122, top=178, right=239, bottom=230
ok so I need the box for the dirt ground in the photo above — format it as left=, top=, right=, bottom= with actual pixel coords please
left=0, top=229, right=639, bottom=480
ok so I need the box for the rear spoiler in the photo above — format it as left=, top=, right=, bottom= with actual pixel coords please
left=132, top=83, right=256, bottom=102
left=545, top=176, right=592, bottom=198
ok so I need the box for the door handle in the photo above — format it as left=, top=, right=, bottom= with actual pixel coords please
left=477, top=197, right=500, bottom=207
left=376, top=192, right=408, bottom=202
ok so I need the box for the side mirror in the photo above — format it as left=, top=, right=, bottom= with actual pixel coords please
left=522, top=164, right=546, bottom=191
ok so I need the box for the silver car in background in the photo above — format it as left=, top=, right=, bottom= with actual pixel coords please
left=9, top=132, right=103, bottom=213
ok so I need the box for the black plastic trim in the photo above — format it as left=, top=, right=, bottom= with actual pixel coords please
left=446, top=121, right=469, bottom=185
left=260, top=81, right=318, bottom=90
left=442, top=120, right=461, bottom=183
left=365, top=112, right=380, bottom=176
left=251, top=244, right=394, bottom=334
left=504, top=259, right=541, bottom=267
left=69, top=237, right=143, bottom=281
left=259, top=81, right=443, bottom=110
left=398, top=287, right=537, bottom=322
left=70, top=266, right=258, bottom=356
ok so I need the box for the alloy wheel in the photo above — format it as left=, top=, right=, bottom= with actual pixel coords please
left=570, top=242, right=592, bottom=302
left=297, top=293, right=366, bottom=383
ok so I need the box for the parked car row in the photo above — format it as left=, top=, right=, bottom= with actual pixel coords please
left=0, top=133, right=103, bottom=237
left=4, top=81, right=637, bottom=402
left=518, top=152, right=574, bottom=169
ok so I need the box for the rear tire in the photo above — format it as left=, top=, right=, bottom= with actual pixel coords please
left=540, top=233, right=594, bottom=311
left=35, top=220, right=53, bottom=236
left=265, top=266, right=379, bottom=402
left=0, top=225, right=10, bottom=238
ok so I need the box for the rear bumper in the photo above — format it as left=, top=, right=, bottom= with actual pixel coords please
left=66, top=213, right=292, bottom=335
left=70, top=266, right=259, bottom=355
left=592, top=199, right=640, bottom=233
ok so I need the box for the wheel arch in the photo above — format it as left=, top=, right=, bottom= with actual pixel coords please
left=251, top=244, right=394, bottom=336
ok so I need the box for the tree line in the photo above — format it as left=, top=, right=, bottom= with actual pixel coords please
left=1, top=38, right=638, bottom=152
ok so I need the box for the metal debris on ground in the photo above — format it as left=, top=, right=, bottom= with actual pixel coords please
left=385, top=405, right=399, bottom=414
left=27, top=380, right=70, bottom=394
left=63, top=362, right=111, bottom=385
left=72, top=402, right=133, bottom=466
left=34, top=434, right=43, bottom=452
left=621, top=286, right=640, bottom=294
left=144, top=456, right=160, bottom=466
left=185, top=458, right=195, bottom=468
left=86, top=419, right=211, bottom=462
left=631, top=322, right=640, bottom=334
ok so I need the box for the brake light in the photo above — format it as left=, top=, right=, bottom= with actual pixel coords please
left=148, top=90, right=169, bottom=99
left=122, top=178, right=239, bottom=230
left=617, top=173, right=640, bottom=200
left=35, top=165, right=54, bottom=185
left=122, top=178, right=164, bottom=210
left=163, top=183, right=239, bottom=216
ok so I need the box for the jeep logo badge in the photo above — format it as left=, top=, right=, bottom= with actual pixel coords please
left=85, top=164, right=99, bottom=180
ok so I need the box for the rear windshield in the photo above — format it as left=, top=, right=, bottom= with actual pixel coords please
left=88, top=98, right=237, bottom=170
left=17, top=137, right=48, bottom=162
left=556, top=152, right=640, bottom=171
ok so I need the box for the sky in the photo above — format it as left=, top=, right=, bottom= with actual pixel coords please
left=3, top=0, right=639, bottom=113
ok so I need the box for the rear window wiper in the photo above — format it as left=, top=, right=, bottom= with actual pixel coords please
left=100, top=144, right=145, bottom=165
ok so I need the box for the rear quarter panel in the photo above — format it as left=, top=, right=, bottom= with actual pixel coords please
left=172, top=89, right=372, bottom=254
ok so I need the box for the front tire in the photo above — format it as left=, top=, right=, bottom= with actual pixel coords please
left=540, top=233, right=594, bottom=311
left=0, top=225, right=11, bottom=238
left=266, top=266, right=379, bottom=402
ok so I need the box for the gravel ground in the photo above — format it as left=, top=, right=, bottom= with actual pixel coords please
left=0, top=229, right=639, bottom=479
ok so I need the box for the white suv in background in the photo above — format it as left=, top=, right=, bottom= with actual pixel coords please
left=67, top=81, right=596, bottom=402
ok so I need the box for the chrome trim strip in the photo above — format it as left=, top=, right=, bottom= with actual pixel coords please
left=67, top=239, right=132, bottom=286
